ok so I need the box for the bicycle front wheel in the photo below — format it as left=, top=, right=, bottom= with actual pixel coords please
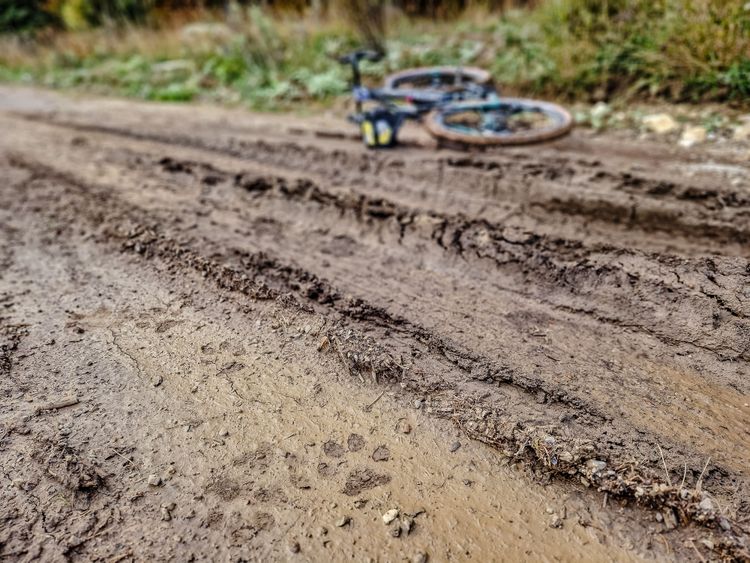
left=424, top=98, right=573, bottom=146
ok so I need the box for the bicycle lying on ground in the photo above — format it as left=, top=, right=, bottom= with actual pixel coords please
left=334, top=49, right=573, bottom=148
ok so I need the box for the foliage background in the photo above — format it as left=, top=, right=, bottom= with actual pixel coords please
left=1, top=0, right=749, bottom=108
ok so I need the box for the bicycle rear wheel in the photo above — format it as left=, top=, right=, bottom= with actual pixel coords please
left=424, top=98, right=573, bottom=146
left=383, top=66, right=492, bottom=95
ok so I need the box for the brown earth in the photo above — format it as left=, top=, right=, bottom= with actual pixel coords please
left=1, top=85, right=749, bottom=561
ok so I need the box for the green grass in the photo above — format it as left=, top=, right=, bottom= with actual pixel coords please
left=1, top=1, right=749, bottom=110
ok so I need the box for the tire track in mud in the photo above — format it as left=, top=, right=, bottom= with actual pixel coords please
left=15, top=112, right=750, bottom=257
left=5, top=154, right=750, bottom=559
left=162, top=155, right=749, bottom=365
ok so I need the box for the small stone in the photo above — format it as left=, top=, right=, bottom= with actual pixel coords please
left=288, top=541, right=301, bottom=553
left=318, top=526, right=328, bottom=537
left=679, top=126, right=707, bottom=147
left=353, top=499, right=367, bottom=509
left=585, top=459, right=607, bottom=475
left=218, top=428, right=229, bottom=437
left=733, top=123, right=750, bottom=141
left=643, top=113, right=679, bottom=134
left=161, top=506, right=172, bottom=521
left=400, top=516, right=414, bottom=535
left=396, top=420, right=412, bottom=434
left=413, top=552, right=429, bottom=563
left=449, top=441, right=461, bottom=453
left=718, top=517, right=731, bottom=531
left=700, top=539, right=715, bottom=550
left=413, top=399, right=423, bottom=409
left=550, top=514, right=562, bottom=528
left=382, top=508, right=399, bottom=524
left=317, top=337, right=330, bottom=352
left=147, top=474, right=162, bottom=487
left=390, top=526, right=401, bottom=538
left=152, top=375, right=163, bottom=387
left=589, top=102, right=611, bottom=129
left=372, top=445, right=390, bottom=462
left=699, top=497, right=714, bottom=512
left=162, top=502, right=176, bottom=511
left=335, top=516, right=350, bottom=527
left=190, top=384, right=199, bottom=393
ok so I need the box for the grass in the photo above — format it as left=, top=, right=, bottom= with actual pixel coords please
left=1, top=1, right=749, bottom=111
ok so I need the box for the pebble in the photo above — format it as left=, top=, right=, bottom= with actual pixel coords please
left=643, top=113, right=679, bottom=134
left=549, top=514, right=562, bottom=528
left=413, top=552, right=429, bottom=563
left=699, top=497, right=714, bottom=512
left=390, top=526, right=401, bottom=538
left=372, top=445, right=390, bottom=462
left=679, top=126, right=707, bottom=147
left=147, top=474, right=162, bottom=487
left=335, top=516, right=350, bottom=527
left=218, top=428, right=229, bottom=437
left=396, top=420, right=412, bottom=434
left=288, top=541, right=300, bottom=553
left=161, top=506, right=172, bottom=521
left=413, top=399, right=423, bottom=409
left=449, top=441, right=461, bottom=453
left=382, top=508, right=399, bottom=524
left=152, top=375, right=163, bottom=387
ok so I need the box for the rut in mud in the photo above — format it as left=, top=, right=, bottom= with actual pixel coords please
left=1, top=87, right=749, bottom=560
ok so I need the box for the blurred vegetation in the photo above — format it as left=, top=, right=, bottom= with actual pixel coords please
left=0, top=0, right=749, bottom=109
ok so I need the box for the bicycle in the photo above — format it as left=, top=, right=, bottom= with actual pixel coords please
left=334, top=49, right=573, bottom=148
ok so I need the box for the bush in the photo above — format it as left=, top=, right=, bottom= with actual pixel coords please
left=0, top=0, right=56, bottom=33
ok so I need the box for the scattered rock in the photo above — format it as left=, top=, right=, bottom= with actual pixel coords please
left=347, top=433, right=365, bottom=452
left=643, top=113, right=679, bottom=134
left=699, top=497, right=714, bottom=512
left=662, top=509, right=678, bottom=530
left=161, top=506, right=172, bottom=521
left=372, top=445, right=390, bottom=462
left=390, top=526, right=401, bottom=538
left=323, top=440, right=345, bottom=458
left=152, top=375, right=163, bottom=387
left=353, top=499, right=367, bottom=509
left=585, top=459, right=607, bottom=475
left=396, top=420, right=412, bottom=434
left=679, top=126, right=707, bottom=147
left=288, top=541, right=301, bottom=553
left=733, top=123, right=750, bottom=141
left=335, top=516, right=350, bottom=527
left=589, top=102, right=611, bottom=129
left=549, top=514, right=562, bottom=528
left=413, top=552, right=429, bottom=563
left=701, top=539, right=715, bottom=551
left=413, top=399, right=424, bottom=409
left=400, top=516, right=414, bottom=536
left=382, top=508, right=399, bottom=524
left=449, top=441, right=461, bottom=453
left=218, top=428, right=229, bottom=437
left=147, top=474, right=162, bottom=487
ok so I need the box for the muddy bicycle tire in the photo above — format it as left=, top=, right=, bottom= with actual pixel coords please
left=424, top=98, right=573, bottom=146
left=383, top=66, right=493, bottom=92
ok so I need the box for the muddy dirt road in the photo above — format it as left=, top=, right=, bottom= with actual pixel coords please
left=1, top=85, right=749, bottom=561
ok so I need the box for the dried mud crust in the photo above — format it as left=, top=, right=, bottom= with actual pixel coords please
left=1, top=96, right=750, bottom=560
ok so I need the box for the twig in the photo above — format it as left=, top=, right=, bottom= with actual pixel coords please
left=696, top=456, right=711, bottom=491
left=35, top=396, right=80, bottom=413
left=679, top=462, right=687, bottom=491
left=657, top=444, right=672, bottom=486
left=364, top=390, right=385, bottom=412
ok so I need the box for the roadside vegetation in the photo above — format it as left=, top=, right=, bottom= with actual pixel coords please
left=1, top=0, right=749, bottom=111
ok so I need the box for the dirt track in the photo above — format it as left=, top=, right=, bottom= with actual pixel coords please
left=1, top=85, right=749, bottom=561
